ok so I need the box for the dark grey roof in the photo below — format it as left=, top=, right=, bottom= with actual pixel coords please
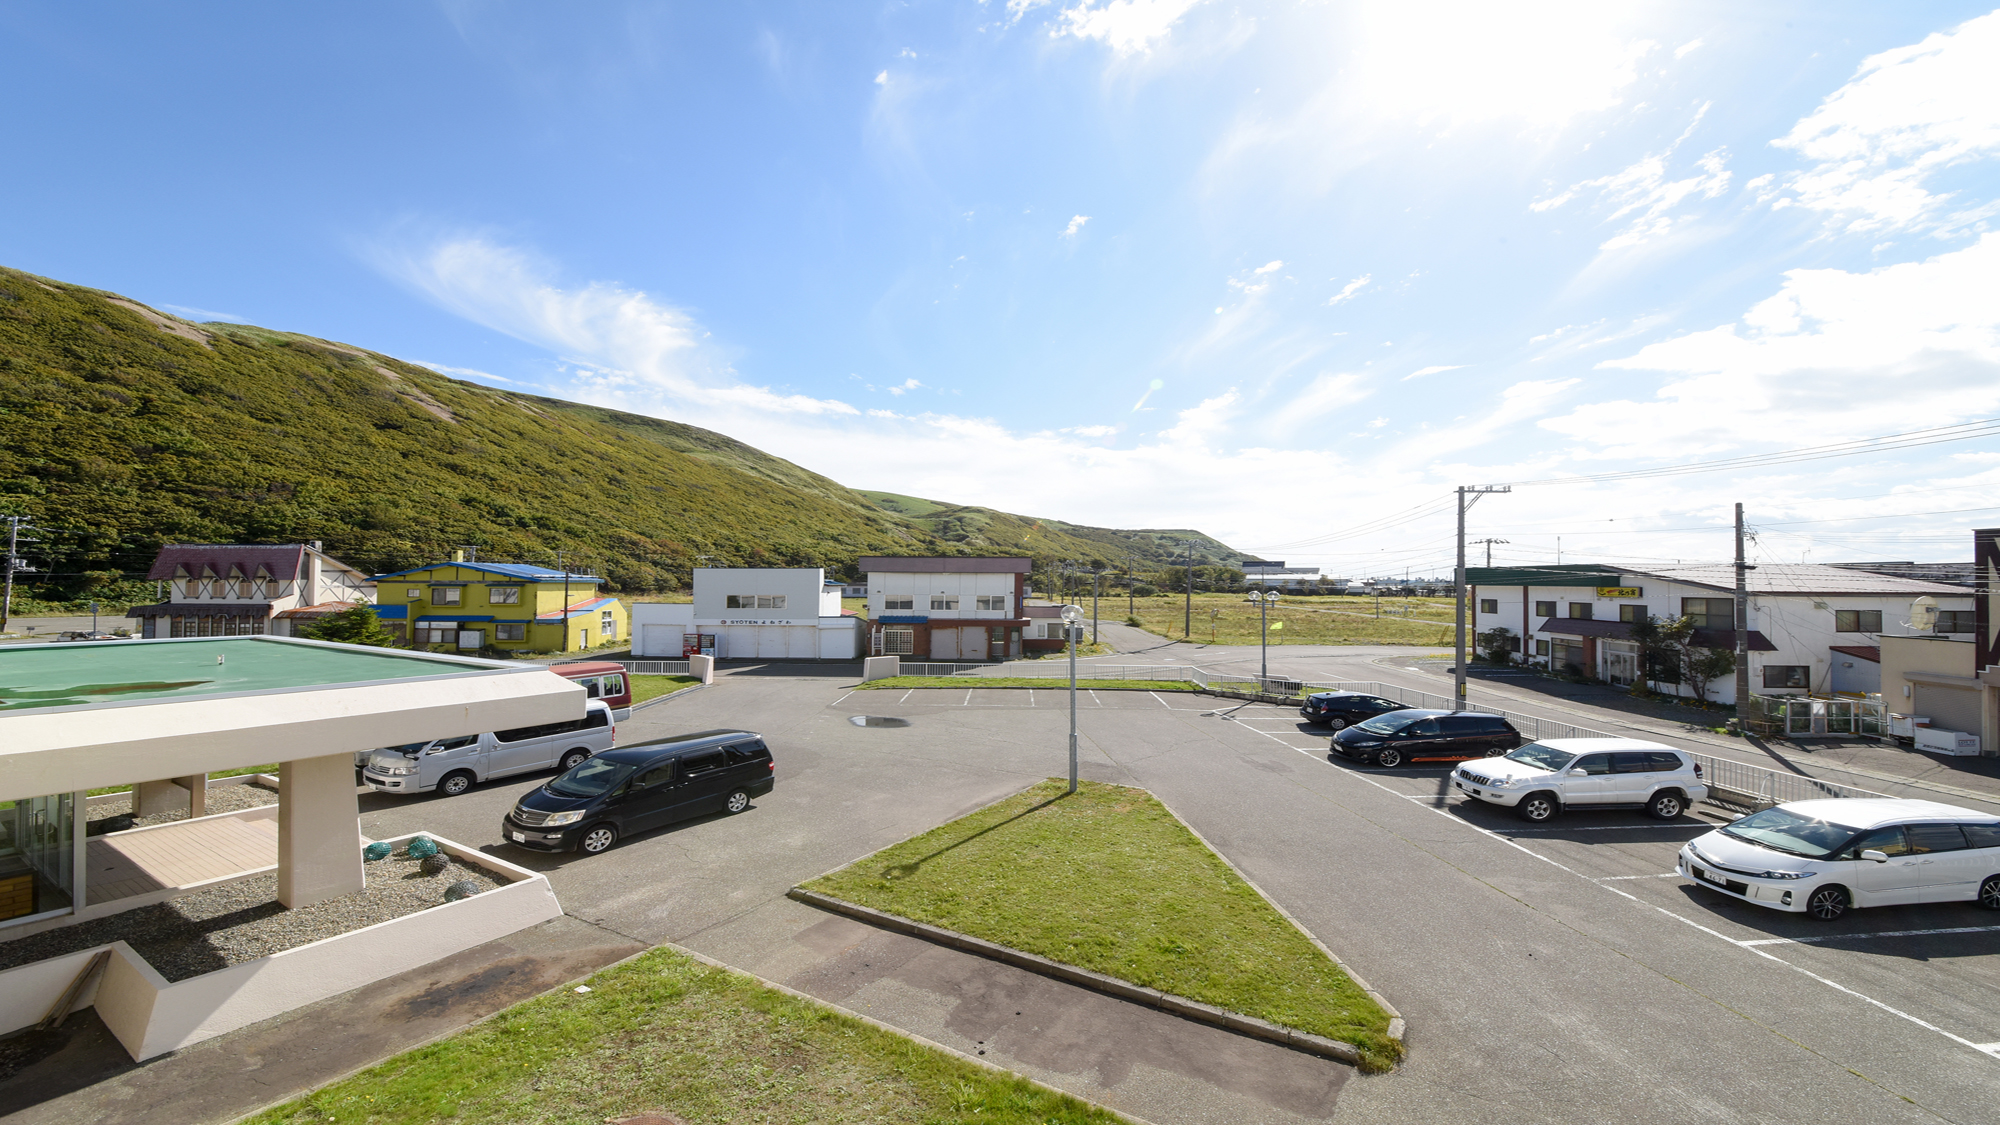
left=857, top=556, right=1032, bottom=574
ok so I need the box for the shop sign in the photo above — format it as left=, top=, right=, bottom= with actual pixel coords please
left=1596, top=586, right=1642, bottom=598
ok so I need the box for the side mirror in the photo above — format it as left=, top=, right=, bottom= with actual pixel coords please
left=1860, top=849, right=1889, bottom=864
left=1569, top=768, right=1588, bottom=776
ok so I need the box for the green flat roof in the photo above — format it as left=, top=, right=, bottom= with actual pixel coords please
left=0, top=636, right=516, bottom=713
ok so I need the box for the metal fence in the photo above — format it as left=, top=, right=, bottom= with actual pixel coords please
left=981, top=663, right=1201, bottom=681
left=1686, top=751, right=1887, bottom=811
left=621, top=660, right=692, bottom=675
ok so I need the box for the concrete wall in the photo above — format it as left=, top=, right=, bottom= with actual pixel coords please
left=0, top=832, right=562, bottom=1061
left=692, top=567, right=825, bottom=624
left=632, top=602, right=696, bottom=658
left=818, top=617, right=862, bottom=660
left=869, top=571, right=1017, bottom=620
left=862, top=656, right=899, bottom=682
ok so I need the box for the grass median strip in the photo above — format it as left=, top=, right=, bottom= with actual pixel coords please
left=629, top=673, right=704, bottom=705
left=855, top=676, right=1198, bottom=691
left=244, top=946, right=1129, bottom=1125
left=802, top=779, right=1403, bottom=1072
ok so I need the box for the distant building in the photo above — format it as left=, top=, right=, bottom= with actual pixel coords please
left=372, top=558, right=627, bottom=654
left=126, top=543, right=374, bottom=639
left=1465, top=562, right=1974, bottom=704
left=1242, top=560, right=1323, bottom=589
left=859, top=556, right=1032, bottom=660
left=630, top=567, right=860, bottom=660
left=1874, top=530, right=2000, bottom=756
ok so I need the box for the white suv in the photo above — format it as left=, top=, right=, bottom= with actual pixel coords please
left=1453, top=738, right=1706, bottom=822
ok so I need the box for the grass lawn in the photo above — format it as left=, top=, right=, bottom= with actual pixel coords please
left=245, top=947, right=1125, bottom=1125
left=1127, top=595, right=1454, bottom=647
left=803, top=780, right=1402, bottom=1072
left=630, top=673, right=704, bottom=705
left=855, top=676, right=1198, bottom=691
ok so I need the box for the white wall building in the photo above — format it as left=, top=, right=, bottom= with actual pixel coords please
left=1466, top=563, right=1975, bottom=705
left=630, top=567, right=860, bottom=660
left=858, top=556, right=1032, bottom=660
left=126, top=543, right=376, bottom=639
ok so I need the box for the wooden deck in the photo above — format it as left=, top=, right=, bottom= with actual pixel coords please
left=85, top=813, right=279, bottom=906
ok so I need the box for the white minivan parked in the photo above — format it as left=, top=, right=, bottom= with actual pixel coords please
left=362, top=700, right=616, bottom=797
left=1680, top=798, right=2000, bottom=920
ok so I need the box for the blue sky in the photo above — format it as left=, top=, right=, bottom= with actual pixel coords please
left=5, top=2, right=1999, bottom=576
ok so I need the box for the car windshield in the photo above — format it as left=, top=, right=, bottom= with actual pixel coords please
left=1357, top=712, right=1427, bottom=734
left=547, top=757, right=636, bottom=799
left=1503, top=743, right=1575, bottom=773
left=383, top=741, right=431, bottom=757
left=1719, top=807, right=1861, bottom=860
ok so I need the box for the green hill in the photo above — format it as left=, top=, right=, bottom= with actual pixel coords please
left=0, top=267, right=1245, bottom=604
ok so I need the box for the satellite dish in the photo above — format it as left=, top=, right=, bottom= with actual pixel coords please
left=1910, top=596, right=1938, bottom=632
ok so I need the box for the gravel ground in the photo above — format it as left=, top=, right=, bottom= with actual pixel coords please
left=85, top=781, right=278, bottom=834
left=0, top=846, right=507, bottom=981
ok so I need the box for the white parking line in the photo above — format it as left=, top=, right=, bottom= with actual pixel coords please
left=898, top=689, right=914, bottom=704
left=831, top=690, right=854, bottom=707
left=1740, top=925, right=2000, bottom=947
left=1147, top=691, right=1171, bottom=709
left=1502, top=824, right=1714, bottom=833
left=963, top=689, right=973, bottom=707
left=1217, top=716, right=2000, bottom=1064
left=1597, top=873, right=1683, bottom=881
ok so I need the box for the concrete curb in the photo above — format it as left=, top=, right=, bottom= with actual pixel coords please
left=1148, top=800, right=1407, bottom=1046
left=629, top=682, right=706, bottom=713
left=787, top=887, right=1371, bottom=1068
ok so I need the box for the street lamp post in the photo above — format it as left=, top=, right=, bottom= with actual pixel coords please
left=1061, top=604, right=1083, bottom=793
left=90, top=600, right=100, bottom=636
left=1250, top=589, right=1280, bottom=685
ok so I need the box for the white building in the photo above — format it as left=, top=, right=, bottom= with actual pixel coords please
left=1243, top=560, right=1323, bottom=589
left=858, top=556, right=1032, bottom=661
left=630, top=567, right=861, bottom=661
left=1466, top=563, right=1976, bottom=705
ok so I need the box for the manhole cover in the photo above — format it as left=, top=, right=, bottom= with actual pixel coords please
left=849, top=715, right=911, bottom=728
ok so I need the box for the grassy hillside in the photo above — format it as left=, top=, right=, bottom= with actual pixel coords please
left=0, top=268, right=1243, bottom=601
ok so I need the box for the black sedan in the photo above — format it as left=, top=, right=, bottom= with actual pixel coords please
left=1299, top=691, right=1409, bottom=730
left=1329, top=709, right=1523, bottom=767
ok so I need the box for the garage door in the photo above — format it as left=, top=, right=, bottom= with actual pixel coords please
left=639, top=624, right=681, bottom=658
left=930, top=628, right=959, bottom=660
left=1914, top=683, right=1983, bottom=735
left=757, top=626, right=789, bottom=659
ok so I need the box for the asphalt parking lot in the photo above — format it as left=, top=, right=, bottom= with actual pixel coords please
left=342, top=671, right=2000, bottom=1125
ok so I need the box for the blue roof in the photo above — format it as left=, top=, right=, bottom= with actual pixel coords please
left=372, top=561, right=603, bottom=582
left=414, top=614, right=498, bottom=623
left=878, top=614, right=928, bottom=623
left=373, top=604, right=408, bottom=620
left=535, top=596, right=619, bottom=623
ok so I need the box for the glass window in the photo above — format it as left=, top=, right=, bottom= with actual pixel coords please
left=1763, top=666, right=1810, bottom=689
left=976, top=595, right=1007, bottom=611
left=432, top=587, right=463, bottom=606
left=1534, top=600, right=1557, bottom=617
left=1681, top=598, right=1734, bottom=628
left=1618, top=605, right=1648, bottom=623
left=1906, top=824, right=1968, bottom=853
left=600, top=610, right=616, bottom=637
left=495, top=623, right=526, bottom=641
left=1504, top=743, right=1576, bottom=772
left=726, top=742, right=769, bottom=765
left=603, top=674, right=625, bottom=697
left=931, top=596, right=958, bottom=610
left=726, top=595, right=748, bottom=609
left=1568, top=603, right=1594, bottom=620
left=1646, top=752, right=1684, bottom=771
left=407, top=587, right=421, bottom=598
left=1571, top=754, right=1613, bottom=775
left=490, top=587, right=521, bottom=605
left=549, top=758, right=638, bottom=797
left=1834, top=609, right=1882, bottom=633
left=1961, top=823, right=2000, bottom=849
left=1439, top=716, right=1483, bottom=734
left=680, top=749, right=728, bottom=776
left=1936, top=610, right=1975, bottom=634
left=1478, top=599, right=1498, bottom=614
left=1610, top=752, right=1658, bottom=773
left=757, top=595, right=786, bottom=609
left=882, top=626, right=914, bottom=654
left=1408, top=718, right=1440, bottom=735
left=1722, top=808, right=1869, bottom=860
left=884, top=596, right=914, bottom=611
left=1535, top=639, right=1550, bottom=656
left=629, top=763, right=674, bottom=790
left=583, top=708, right=610, bottom=729
left=1839, top=825, right=1910, bottom=859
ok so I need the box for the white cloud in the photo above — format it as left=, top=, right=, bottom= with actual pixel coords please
left=1056, top=0, right=1203, bottom=55
left=1252, top=259, right=1283, bottom=274
left=1063, top=424, right=1118, bottom=436
left=1772, top=10, right=2000, bottom=235
left=1327, top=274, right=1370, bottom=305
left=1532, top=104, right=1732, bottom=250
left=409, top=359, right=518, bottom=384
left=158, top=303, right=248, bottom=323
left=874, top=70, right=887, bottom=85
left=1063, top=214, right=1090, bottom=237
left=1674, top=38, right=1703, bottom=59
left=1404, top=365, right=1465, bottom=380
left=377, top=236, right=859, bottom=417
left=887, top=378, right=923, bottom=396
left=1543, top=232, right=2000, bottom=452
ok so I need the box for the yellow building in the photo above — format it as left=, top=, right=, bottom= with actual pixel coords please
left=371, top=561, right=628, bottom=655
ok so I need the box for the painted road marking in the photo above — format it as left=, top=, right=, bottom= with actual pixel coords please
left=1597, top=872, right=1684, bottom=881
left=1740, top=925, right=2000, bottom=947
left=1216, top=715, right=2000, bottom=1064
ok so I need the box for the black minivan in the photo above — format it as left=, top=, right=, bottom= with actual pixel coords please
left=1329, top=709, right=1522, bottom=768
left=503, top=728, right=774, bottom=855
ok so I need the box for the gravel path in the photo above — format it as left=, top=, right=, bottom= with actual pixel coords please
left=85, top=780, right=277, bottom=834
left=0, top=846, right=506, bottom=981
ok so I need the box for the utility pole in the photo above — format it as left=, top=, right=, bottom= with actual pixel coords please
left=1473, top=538, right=1510, bottom=567
left=1, top=515, right=36, bottom=634
left=558, top=549, right=571, bottom=653
left=1091, top=567, right=1101, bottom=644
left=1126, top=554, right=1141, bottom=619
left=1455, top=486, right=1510, bottom=711
left=1733, top=502, right=1753, bottom=730
left=1181, top=542, right=1197, bottom=638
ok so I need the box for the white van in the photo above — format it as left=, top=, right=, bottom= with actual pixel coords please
left=362, top=700, right=616, bottom=797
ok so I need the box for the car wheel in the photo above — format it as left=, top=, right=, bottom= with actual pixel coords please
left=1374, top=747, right=1403, bottom=768
left=438, top=771, right=474, bottom=797
left=1516, top=792, right=1558, bottom=822
left=724, top=788, right=751, bottom=814
left=560, top=749, right=590, bottom=772
left=580, top=824, right=618, bottom=855
left=1646, top=791, right=1685, bottom=820
left=1806, top=885, right=1850, bottom=921
left=1328, top=717, right=1349, bottom=731
left=1978, top=875, right=2000, bottom=911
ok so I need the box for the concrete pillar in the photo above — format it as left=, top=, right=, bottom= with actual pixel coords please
left=862, top=655, right=899, bottom=682
left=132, top=779, right=190, bottom=818
left=179, top=775, right=206, bottom=819
left=277, top=754, right=364, bottom=909
left=689, top=653, right=715, bottom=684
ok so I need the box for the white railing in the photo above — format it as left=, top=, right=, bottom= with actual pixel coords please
left=621, top=660, right=692, bottom=675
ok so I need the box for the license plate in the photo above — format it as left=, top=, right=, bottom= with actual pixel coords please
left=511, top=831, right=526, bottom=843
left=1695, top=867, right=1722, bottom=886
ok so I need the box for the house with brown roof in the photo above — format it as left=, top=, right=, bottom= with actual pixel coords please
left=125, top=542, right=376, bottom=639
left=857, top=556, right=1034, bottom=660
